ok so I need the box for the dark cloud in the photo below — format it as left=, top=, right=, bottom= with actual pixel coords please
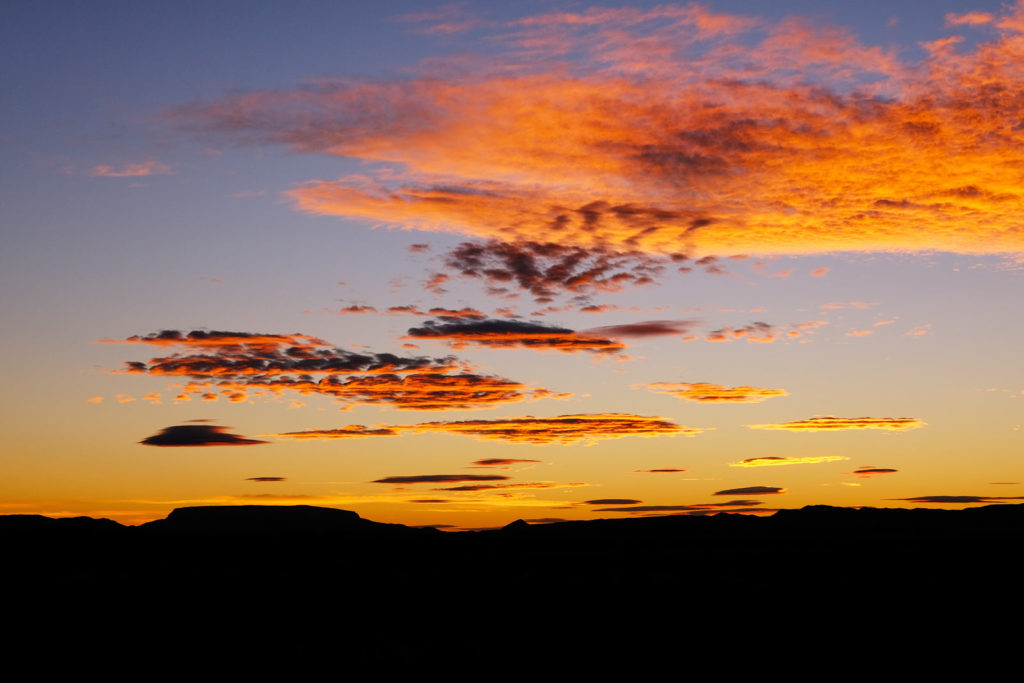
left=633, top=468, right=687, bottom=473
left=582, top=499, right=643, bottom=505
left=443, top=239, right=677, bottom=303
left=595, top=504, right=703, bottom=512
left=408, top=499, right=451, bottom=503
left=114, top=329, right=560, bottom=410
left=140, top=424, right=268, bottom=447
left=405, top=318, right=625, bottom=354
left=434, top=481, right=584, bottom=491
left=337, top=305, right=377, bottom=314
left=471, top=458, right=542, bottom=467
left=851, top=467, right=899, bottom=476
left=892, top=495, right=1024, bottom=504
left=373, top=474, right=510, bottom=484
left=246, top=476, right=286, bottom=482
left=584, top=319, right=699, bottom=338
left=713, top=486, right=785, bottom=496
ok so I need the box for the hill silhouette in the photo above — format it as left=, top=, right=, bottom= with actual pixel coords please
left=5, top=503, right=1020, bottom=656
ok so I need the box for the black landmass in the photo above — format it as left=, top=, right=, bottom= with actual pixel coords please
left=6, top=504, right=1022, bottom=655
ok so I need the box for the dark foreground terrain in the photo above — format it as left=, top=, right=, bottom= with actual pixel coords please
left=5, top=504, right=1023, bottom=657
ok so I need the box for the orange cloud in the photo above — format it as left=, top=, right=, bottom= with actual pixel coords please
left=642, top=381, right=787, bottom=403
left=405, top=318, right=626, bottom=354
left=748, top=417, right=925, bottom=431
left=730, top=455, right=848, bottom=467
left=90, top=161, right=172, bottom=177
left=114, top=329, right=561, bottom=410
left=704, top=322, right=778, bottom=343
left=178, top=3, right=1024, bottom=257
left=276, top=413, right=700, bottom=445
left=945, top=12, right=994, bottom=26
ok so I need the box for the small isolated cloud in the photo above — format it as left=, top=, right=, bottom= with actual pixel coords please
left=373, top=474, right=510, bottom=485
left=87, top=396, right=103, bottom=404
left=435, top=481, right=584, bottom=491
left=595, top=504, right=704, bottom=513
left=337, top=305, right=378, bottom=314
left=643, top=382, right=787, bottom=403
left=945, top=11, right=994, bottom=26
left=731, top=455, right=848, bottom=467
left=471, top=458, right=542, bottom=467
left=705, top=322, right=778, bottom=343
left=581, top=499, right=643, bottom=505
left=140, top=424, right=268, bottom=447
left=584, top=319, right=699, bottom=338
left=748, top=417, right=924, bottom=431
left=275, top=425, right=400, bottom=439
left=713, top=486, right=785, bottom=496
left=851, top=467, right=898, bottom=477
left=892, top=495, right=1024, bottom=504
left=246, top=476, right=286, bottom=482
left=405, top=318, right=625, bottom=353
left=810, top=267, right=830, bottom=277
left=906, top=324, right=932, bottom=336
left=634, top=468, right=687, bottom=473
left=90, top=161, right=172, bottom=177
left=846, top=329, right=873, bottom=337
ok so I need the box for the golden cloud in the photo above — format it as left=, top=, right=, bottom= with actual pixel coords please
left=643, top=381, right=787, bottom=403
left=747, top=417, right=925, bottom=431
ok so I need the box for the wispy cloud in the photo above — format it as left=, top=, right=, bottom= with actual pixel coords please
left=748, top=417, right=924, bottom=431
left=642, top=381, right=787, bottom=403
left=90, top=161, right=172, bottom=177
left=276, top=413, right=701, bottom=445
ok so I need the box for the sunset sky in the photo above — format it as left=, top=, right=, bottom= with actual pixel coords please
left=3, top=0, right=1023, bottom=528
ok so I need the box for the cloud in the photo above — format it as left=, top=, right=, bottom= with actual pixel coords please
left=140, top=424, right=268, bottom=447
left=594, top=504, right=704, bottom=513
left=372, top=474, right=510, bottom=485
left=404, top=414, right=701, bottom=444
left=112, top=329, right=560, bottom=410
left=471, top=458, right=542, bottom=467
left=441, top=239, right=673, bottom=302
left=705, top=322, right=779, bottom=343
left=730, top=455, right=848, bottom=467
left=274, top=425, right=400, bottom=439
left=405, top=318, right=626, bottom=353
left=945, top=12, right=994, bottom=26
left=810, top=267, right=830, bottom=277
left=633, top=468, right=687, bottom=473
left=275, top=413, right=699, bottom=445
left=434, top=481, right=585, bottom=491
left=851, top=467, right=898, bottom=477
left=712, top=486, right=785, bottom=496
left=582, top=499, right=643, bottom=505
left=90, top=161, right=172, bottom=177
left=892, top=495, right=1024, bottom=504
left=583, top=319, right=699, bottom=338
left=337, top=305, right=378, bottom=314
left=246, top=477, right=286, bottom=482
left=642, top=381, right=787, bottom=403
left=171, top=3, right=1024, bottom=257
left=748, top=417, right=925, bottom=431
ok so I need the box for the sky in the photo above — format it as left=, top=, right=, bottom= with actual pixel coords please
left=2, top=0, right=1023, bottom=528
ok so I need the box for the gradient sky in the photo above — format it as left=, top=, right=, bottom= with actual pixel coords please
left=3, top=0, right=1023, bottom=528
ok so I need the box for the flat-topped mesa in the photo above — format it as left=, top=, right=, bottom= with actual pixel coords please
left=141, top=504, right=379, bottom=534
